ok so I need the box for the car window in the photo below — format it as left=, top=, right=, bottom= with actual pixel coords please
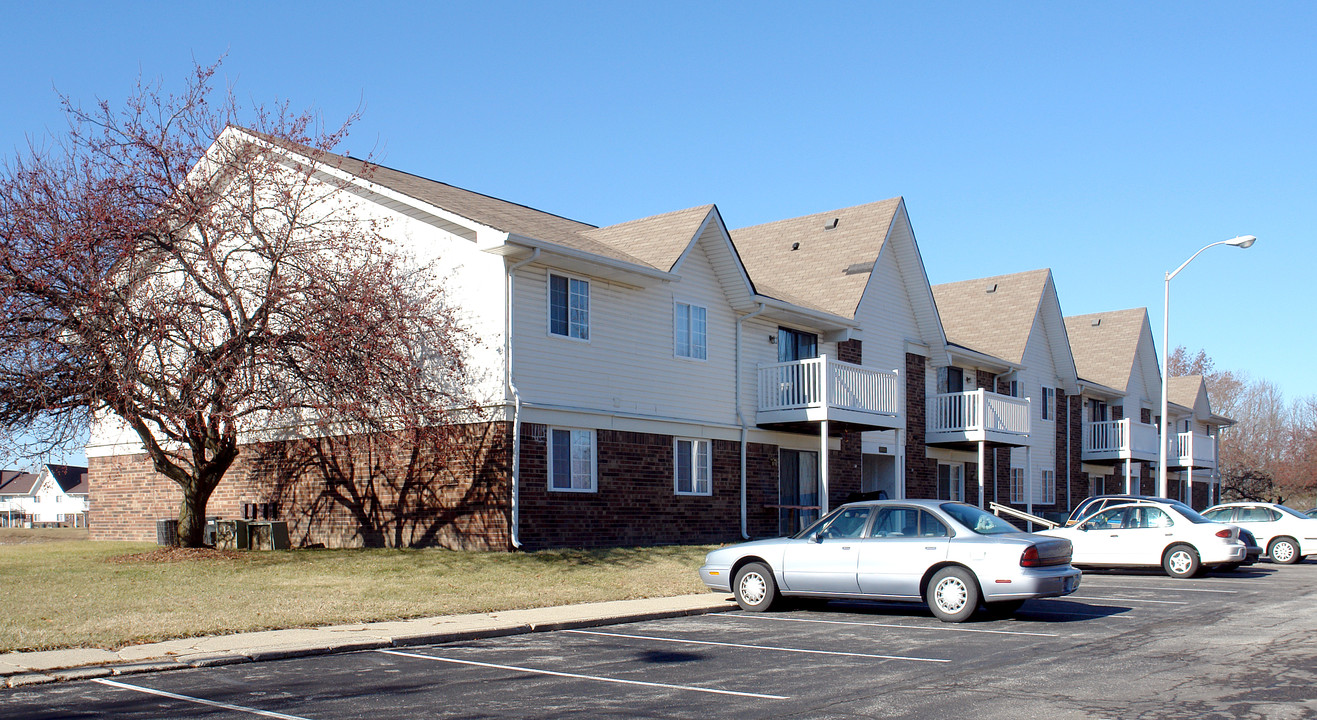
left=1201, top=508, right=1232, bottom=522
left=1132, top=507, right=1172, bottom=529
left=792, top=507, right=841, bottom=539
left=871, top=507, right=921, bottom=537
left=817, top=507, right=873, bottom=540
left=1276, top=505, right=1309, bottom=519
left=1239, top=506, right=1279, bottom=522
left=919, top=511, right=949, bottom=538
left=939, top=503, right=1017, bottom=535
left=1085, top=507, right=1128, bottom=530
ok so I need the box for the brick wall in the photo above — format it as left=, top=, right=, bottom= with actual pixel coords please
left=905, top=354, right=936, bottom=499
left=90, top=422, right=514, bottom=550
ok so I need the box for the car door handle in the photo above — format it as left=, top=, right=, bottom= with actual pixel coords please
left=925, top=546, right=938, bottom=550
left=841, top=546, right=852, bottom=550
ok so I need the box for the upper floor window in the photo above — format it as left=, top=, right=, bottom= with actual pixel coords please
left=674, top=438, right=711, bottom=495
left=674, top=302, right=707, bottom=360
left=1042, top=387, right=1056, bottom=420
left=549, top=428, right=596, bottom=492
left=549, top=273, right=589, bottom=340
left=777, top=327, right=818, bottom=362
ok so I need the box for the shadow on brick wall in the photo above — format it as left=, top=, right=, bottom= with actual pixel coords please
left=242, top=421, right=511, bottom=549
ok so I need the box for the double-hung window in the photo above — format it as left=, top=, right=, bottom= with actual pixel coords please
left=1010, top=467, right=1025, bottom=504
left=549, top=273, right=589, bottom=340
left=548, top=428, right=596, bottom=492
left=674, top=302, right=707, bottom=360
left=674, top=438, right=711, bottom=495
left=1042, top=386, right=1055, bottom=420
left=1041, top=469, right=1056, bottom=504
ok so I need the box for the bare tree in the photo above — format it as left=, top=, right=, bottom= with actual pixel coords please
left=0, top=62, right=476, bottom=546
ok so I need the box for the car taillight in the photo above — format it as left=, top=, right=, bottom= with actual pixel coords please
left=1215, top=529, right=1232, bottom=538
left=1021, top=546, right=1041, bottom=567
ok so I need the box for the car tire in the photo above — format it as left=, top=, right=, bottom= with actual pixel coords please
left=1163, top=544, right=1201, bottom=578
left=1268, top=537, right=1301, bottom=564
left=733, top=562, right=780, bottom=612
left=984, top=599, right=1026, bottom=618
left=926, top=567, right=980, bottom=623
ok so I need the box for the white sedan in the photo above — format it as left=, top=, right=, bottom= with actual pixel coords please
left=1039, top=500, right=1247, bottom=578
left=1202, top=502, right=1317, bottom=564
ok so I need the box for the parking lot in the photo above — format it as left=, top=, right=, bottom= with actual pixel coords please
left=7, top=561, right=1316, bottom=719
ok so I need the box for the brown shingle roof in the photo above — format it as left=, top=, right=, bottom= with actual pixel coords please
left=47, top=464, right=88, bottom=495
left=1167, top=375, right=1207, bottom=414
left=1064, top=308, right=1149, bottom=394
left=932, top=269, right=1052, bottom=365
left=581, top=205, right=716, bottom=271
left=729, top=198, right=902, bottom=318
left=0, top=470, right=38, bottom=495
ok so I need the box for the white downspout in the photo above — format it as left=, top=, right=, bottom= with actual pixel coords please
left=505, top=248, right=541, bottom=549
left=736, top=303, right=768, bottom=540
left=1066, top=394, right=1072, bottom=513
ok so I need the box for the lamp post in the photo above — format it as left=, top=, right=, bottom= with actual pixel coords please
left=1158, top=235, right=1256, bottom=499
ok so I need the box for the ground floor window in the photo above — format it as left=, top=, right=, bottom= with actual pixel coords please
left=674, top=438, right=711, bottom=496
left=1090, top=474, right=1104, bottom=497
left=1010, top=467, right=1025, bottom=503
left=779, top=449, right=819, bottom=535
left=549, top=428, right=596, bottom=492
left=937, top=463, right=963, bottom=501
left=1041, top=469, right=1056, bottom=505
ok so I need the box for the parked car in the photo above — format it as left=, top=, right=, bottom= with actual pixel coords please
left=699, top=500, right=1081, bottom=623
left=1040, top=500, right=1247, bottom=578
left=1064, top=494, right=1200, bottom=527
left=1201, top=502, right=1317, bottom=564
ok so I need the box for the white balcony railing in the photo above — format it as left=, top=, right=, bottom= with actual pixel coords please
left=756, top=355, right=899, bottom=423
left=1174, top=431, right=1217, bottom=469
left=927, top=390, right=1030, bottom=441
left=1083, top=418, right=1160, bottom=462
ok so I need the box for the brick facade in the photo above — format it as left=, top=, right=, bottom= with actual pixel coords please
left=904, top=353, right=936, bottom=499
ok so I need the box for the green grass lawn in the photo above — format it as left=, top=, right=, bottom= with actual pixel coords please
left=0, top=538, right=717, bottom=653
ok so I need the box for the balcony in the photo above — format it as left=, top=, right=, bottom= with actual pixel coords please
left=926, top=390, right=1030, bottom=447
left=1172, top=432, right=1217, bottom=470
left=1082, top=419, right=1160, bottom=464
left=756, top=355, right=900, bottom=431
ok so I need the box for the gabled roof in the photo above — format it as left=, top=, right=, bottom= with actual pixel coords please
left=582, top=205, right=716, bottom=272
left=45, top=464, right=88, bottom=495
left=932, top=269, right=1054, bottom=366
left=1064, top=308, right=1151, bottom=395
left=729, top=198, right=903, bottom=318
left=0, top=470, right=38, bottom=496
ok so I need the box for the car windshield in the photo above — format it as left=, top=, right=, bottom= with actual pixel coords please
left=940, top=503, right=1019, bottom=535
left=1174, top=505, right=1214, bottom=524
left=791, top=507, right=842, bottom=539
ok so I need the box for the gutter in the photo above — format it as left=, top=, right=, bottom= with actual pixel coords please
left=736, top=303, right=768, bottom=540
left=505, top=248, right=541, bottom=549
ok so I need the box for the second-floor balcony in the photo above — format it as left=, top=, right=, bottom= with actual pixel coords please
left=1172, top=431, right=1217, bottom=470
left=756, top=355, right=901, bottom=431
left=1082, top=418, right=1160, bottom=464
left=926, top=390, right=1030, bottom=447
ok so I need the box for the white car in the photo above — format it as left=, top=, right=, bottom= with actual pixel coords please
left=1202, top=503, right=1317, bottom=564
left=1039, top=500, right=1247, bottom=578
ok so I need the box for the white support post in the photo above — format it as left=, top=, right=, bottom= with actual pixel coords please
left=978, top=441, right=986, bottom=509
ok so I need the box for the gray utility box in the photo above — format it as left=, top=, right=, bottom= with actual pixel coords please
left=248, top=520, right=290, bottom=550
left=215, top=519, right=250, bottom=550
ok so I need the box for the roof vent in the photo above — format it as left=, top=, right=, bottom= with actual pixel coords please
left=985, top=283, right=998, bottom=294
left=1091, top=318, right=1101, bottom=327
left=791, top=242, right=800, bottom=251
left=824, top=218, right=839, bottom=230
left=844, top=262, right=875, bottom=276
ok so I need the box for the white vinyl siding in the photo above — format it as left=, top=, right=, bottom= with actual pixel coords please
left=548, top=428, right=596, bottom=492
left=548, top=272, right=589, bottom=340
left=674, top=438, right=711, bottom=495
left=674, top=302, right=707, bottom=360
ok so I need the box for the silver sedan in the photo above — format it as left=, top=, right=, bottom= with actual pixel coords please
left=699, top=499, right=1081, bottom=622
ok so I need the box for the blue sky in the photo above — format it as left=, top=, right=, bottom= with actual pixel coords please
left=3, top=2, right=1313, bottom=465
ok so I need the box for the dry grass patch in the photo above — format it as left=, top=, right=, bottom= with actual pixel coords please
left=0, top=540, right=717, bottom=652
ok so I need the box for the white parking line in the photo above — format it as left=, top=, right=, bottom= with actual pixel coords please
left=1022, top=608, right=1135, bottom=619
left=92, top=679, right=315, bottom=720
left=564, top=629, right=950, bottom=662
left=1065, top=595, right=1188, bottom=605
left=716, top=613, right=1060, bottom=637
left=1082, top=585, right=1238, bottom=594
left=376, top=649, right=789, bottom=700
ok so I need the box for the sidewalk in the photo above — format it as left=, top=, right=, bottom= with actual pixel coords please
left=1, top=593, right=735, bottom=688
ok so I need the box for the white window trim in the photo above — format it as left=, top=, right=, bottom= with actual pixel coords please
left=673, top=437, right=713, bottom=496
left=546, top=270, right=591, bottom=343
left=1010, top=467, right=1025, bottom=504
left=547, top=427, right=597, bottom=493
left=672, top=300, right=708, bottom=361
left=1041, top=469, right=1056, bottom=505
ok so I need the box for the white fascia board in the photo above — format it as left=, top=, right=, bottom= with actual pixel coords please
left=1078, top=379, right=1124, bottom=400
left=946, top=343, right=1021, bottom=374
left=490, top=234, right=676, bottom=289
left=750, top=294, right=860, bottom=335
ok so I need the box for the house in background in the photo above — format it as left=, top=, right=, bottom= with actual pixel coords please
left=1166, top=375, right=1232, bottom=507
left=928, top=269, right=1081, bottom=521
left=1064, top=308, right=1165, bottom=498
left=0, top=465, right=89, bottom=527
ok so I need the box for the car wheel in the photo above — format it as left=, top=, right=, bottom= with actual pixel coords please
left=733, top=562, right=780, bottom=611
left=1163, top=544, right=1200, bottom=578
left=1268, top=537, right=1301, bottom=564
left=984, top=599, right=1026, bottom=618
left=926, top=567, right=980, bottom=623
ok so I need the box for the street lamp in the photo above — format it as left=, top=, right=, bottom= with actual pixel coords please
left=1158, top=235, right=1257, bottom=499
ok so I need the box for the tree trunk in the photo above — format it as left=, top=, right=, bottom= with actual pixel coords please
left=175, top=476, right=219, bottom=547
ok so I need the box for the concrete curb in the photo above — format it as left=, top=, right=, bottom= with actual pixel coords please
left=2, top=594, right=736, bottom=689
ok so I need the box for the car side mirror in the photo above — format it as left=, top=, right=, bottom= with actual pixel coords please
left=1079, top=522, right=1092, bottom=531
left=810, top=532, right=824, bottom=544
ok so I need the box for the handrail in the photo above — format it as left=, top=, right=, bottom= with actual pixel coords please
left=988, top=501, right=1060, bottom=529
